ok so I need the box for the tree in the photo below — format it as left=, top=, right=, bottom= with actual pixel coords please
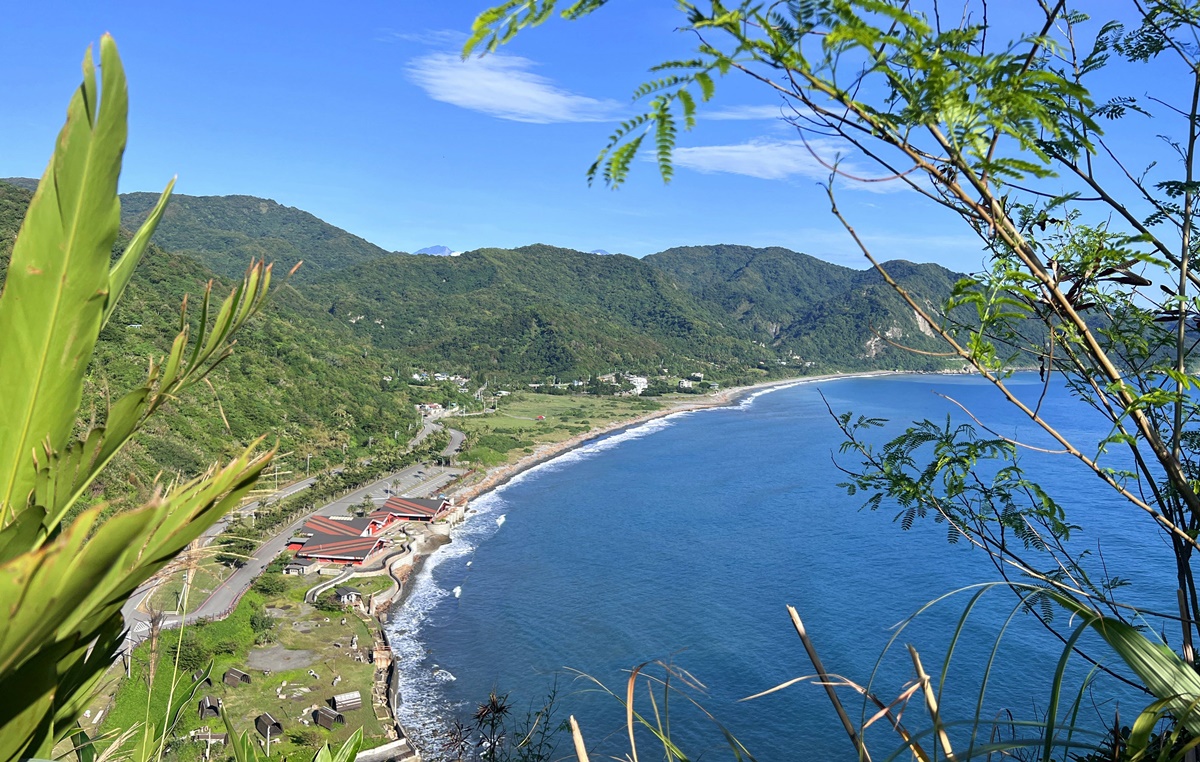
left=0, top=36, right=275, bottom=760
left=252, top=572, right=287, bottom=595
left=471, top=1, right=1200, bottom=757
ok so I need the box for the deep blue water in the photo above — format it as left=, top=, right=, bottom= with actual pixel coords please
left=386, top=374, right=1178, bottom=760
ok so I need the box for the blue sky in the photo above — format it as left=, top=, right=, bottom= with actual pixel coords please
left=0, top=2, right=1151, bottom=272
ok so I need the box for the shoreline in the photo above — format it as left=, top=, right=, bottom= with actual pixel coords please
left=380, top=369, right=910, bottom=749
left=449, top=370, right=903, bottom=506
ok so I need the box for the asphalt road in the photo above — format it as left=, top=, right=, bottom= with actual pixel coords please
left=120, top=462, right=465, bottom=653
left=443, top=426, right=465, bottom=456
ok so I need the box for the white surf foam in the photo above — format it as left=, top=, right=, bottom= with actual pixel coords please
left=387, top=487, right=515, bottom=755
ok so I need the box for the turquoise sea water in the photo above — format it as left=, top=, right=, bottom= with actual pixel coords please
left=385, top=374, right=1174, bottom=760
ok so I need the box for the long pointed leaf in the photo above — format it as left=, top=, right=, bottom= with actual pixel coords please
left=102, top=178, right=174, bottom=329
left=0, top=36, right=126, bottom=524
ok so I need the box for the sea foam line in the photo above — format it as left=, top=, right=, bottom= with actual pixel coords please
left=386, top=381, right=827, bottom=753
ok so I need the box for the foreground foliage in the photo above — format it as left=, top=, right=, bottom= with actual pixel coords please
left=472, top=0, right=1200, bottom=759
left=0, top=37, right=275, bottom=760
left=0, top=180, right=424, bottom=513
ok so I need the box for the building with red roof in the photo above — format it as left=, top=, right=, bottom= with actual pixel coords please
left=291, top=498, right=451, bottom=565
left=378, top=496, right=451, bottom=522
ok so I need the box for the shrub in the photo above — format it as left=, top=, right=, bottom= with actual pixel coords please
left=252, top=573, right=286, bottom=596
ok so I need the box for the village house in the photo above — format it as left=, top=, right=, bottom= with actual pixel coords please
left=282, top=558, right=319, bottom=576
left=288, top=498, right=451, bottom=565
left=624, top=374, right=649, bottom=395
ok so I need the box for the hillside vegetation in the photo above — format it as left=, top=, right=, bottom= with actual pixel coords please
left=4, top=177, right=398, bottom=280
left=0, top=179, right=967, bottom=506
left=118, top=191, right=398, bottom=280
left=646, top=244, right=961, bottom=368
left=0, top=180, right=421, bottom=510
left=308, top=243, right=964, bottom=377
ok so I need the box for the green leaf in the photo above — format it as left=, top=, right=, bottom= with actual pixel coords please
left=71, top=726, right=96, bottom=762
left=102, top=178, right=174, bottom=329
left=0, top=36, right=127, bottom=525
left=1052, top=593, right=1200, bottom=736
left=0, top=444, right=271, bottom=759
left=314, top=727, right=364, bottom=762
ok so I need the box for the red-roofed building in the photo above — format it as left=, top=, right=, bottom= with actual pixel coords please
left=378, top=496, right=451, bottom=523
left=294, top=515, right=386, bottom=565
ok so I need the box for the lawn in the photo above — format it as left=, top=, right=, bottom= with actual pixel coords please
left=146, top=564, right=229, bottom=614
left=95, top=575, right=392, bottom=761
left=453, top=393, right=664, bottom=466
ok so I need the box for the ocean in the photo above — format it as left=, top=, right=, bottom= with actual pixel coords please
left=385, top=374, right=1174, bottom=760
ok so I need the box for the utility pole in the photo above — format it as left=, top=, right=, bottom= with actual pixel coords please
left=306, top=453, right=311, bottom=477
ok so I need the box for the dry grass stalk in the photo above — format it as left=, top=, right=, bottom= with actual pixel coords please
left=908, top=645, right=956, bottom=760
left=568, top=715, right=590, bottom=762
left=787, top=605, right=873, bottom=761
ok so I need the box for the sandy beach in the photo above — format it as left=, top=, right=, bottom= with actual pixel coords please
left=387, top=370, right=902, bottom=613
left=448, top=370, right=900, bottom=506
left=381, top=370, right=908, bottom=748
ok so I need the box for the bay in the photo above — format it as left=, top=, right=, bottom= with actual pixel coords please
left=386, top=374, right=1174, bottom=760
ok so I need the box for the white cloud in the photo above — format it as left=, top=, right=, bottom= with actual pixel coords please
left=377, top=29, right=467, bottom=46
left=703, top=104, right=790, bottom=121
left=672, top=137, right=910, bottom=192
left=406, top=52, right=622, bottom=124
left=672, top=138, right=833, bottom=181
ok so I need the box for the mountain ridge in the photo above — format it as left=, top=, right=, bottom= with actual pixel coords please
left=4, top=178, right=399, bottom=280
left=0, top=177, right=968, bottom=505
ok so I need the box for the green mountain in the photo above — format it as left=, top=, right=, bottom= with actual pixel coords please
left=646, top=244, right=962, bottom=368
left=302, top=242, right=963, bottom=378
left=302, top=245, right=764, bottom=377
left=0, top=180, right=424, bottom=509
left=0, top=181, right=968, bottom=503
left=4, top=178, right=397, bottom=280
left=118, top=191, right=397, bottom=280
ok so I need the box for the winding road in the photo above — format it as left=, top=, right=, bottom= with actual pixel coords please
left=120, top=424, right=465, bottom=653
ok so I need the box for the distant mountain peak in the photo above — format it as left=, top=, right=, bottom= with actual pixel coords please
left=2, top=177, right=39, bottom=191
left=415, top=245, right=458, bottom=256
left=590, top=249, right=613, bottom=255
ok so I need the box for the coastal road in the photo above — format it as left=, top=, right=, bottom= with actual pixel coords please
left=443, top=427, right=465, bottom=457
left=410, top=417, right=466, bottom=459
left=118, top=475, right=319, bottom=639
left=120, top=463, right=465, bottom=653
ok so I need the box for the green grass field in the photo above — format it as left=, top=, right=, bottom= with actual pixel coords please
left=453, top=393, right=666, bottom=466
left=95, top=575, right=392, bottom=760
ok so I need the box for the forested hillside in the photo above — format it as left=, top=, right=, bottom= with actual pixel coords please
left=308, top=243, right=965, bottom=378
left=4, top=178, right=397, bottom=280
left=0, top=180, right=968, bottom=505
left=0, top=180, right=422, bottom=510
left=117, top=191, right=398, bottom=280
left=304, top=245, right=766, bottom=376
left=647, top=245, right=963, bottom=368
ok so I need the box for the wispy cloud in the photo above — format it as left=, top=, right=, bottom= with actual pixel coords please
left=671, top=137, right=909, bottom=192
left=406, top=52, right=622, bottom=124
left=703, top=104, right=790, bottom=121
left=377, top=28, right=467, bottom=46
left=672, top=138, right=833, bottom=181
